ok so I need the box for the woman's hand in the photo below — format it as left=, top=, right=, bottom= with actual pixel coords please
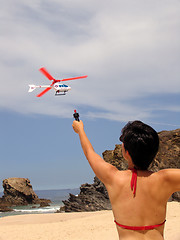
left=72, top=120, right=84, bottom=134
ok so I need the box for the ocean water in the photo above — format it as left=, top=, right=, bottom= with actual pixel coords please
left=0, top=188, right=79, bottom=217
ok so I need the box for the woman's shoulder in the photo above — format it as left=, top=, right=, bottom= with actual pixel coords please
left=151, top=169, right=180, bottom=192
left=153, top=168, right=180, bottom=178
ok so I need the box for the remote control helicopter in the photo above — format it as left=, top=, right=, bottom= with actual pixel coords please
left=28, top=67, right=88, bottom=97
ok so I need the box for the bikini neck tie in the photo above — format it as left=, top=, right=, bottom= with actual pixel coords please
left=129, top=168, right=137, bottom=197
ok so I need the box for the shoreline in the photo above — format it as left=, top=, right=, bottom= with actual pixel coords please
left=0, top=188, right=80, bottom=218
left=0, top=202, right=179, bottom=240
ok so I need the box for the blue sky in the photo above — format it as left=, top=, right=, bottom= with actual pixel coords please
left=0, top=0, right=180, bottom=191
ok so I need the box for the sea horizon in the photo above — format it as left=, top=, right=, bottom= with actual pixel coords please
left=0, top=188, right=80, bottom=217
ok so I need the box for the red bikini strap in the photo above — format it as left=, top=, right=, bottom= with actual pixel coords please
left=114, top=220, right=166, bottom=231
left=130, top=168, right=137, bottom=197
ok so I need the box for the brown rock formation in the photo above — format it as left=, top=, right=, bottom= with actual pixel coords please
left=151, top=129, right=180, bottom=171
left=62, top=128, right=180, bottom=212
left=2, top=178, right=39, bottom=205
left=0, top=178, right=51, bottom=208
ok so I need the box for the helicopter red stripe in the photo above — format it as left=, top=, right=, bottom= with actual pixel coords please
left=37, top=87, right=52, bottom=97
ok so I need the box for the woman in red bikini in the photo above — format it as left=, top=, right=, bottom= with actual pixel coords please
left=72, top=120, right=180, bottom=239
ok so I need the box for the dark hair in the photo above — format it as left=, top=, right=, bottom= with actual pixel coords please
left=120, top=121, right=159, bottom=170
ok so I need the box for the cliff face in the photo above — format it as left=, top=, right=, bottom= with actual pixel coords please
left=151, top=129, right=180, bottom=170
left=62, top=128, right=180, bottom=212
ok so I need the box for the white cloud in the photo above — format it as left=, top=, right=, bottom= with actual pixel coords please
left=0, top=0, right=180, bottom=123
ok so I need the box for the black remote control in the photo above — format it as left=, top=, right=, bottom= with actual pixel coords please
left=73, top=110, right=80, bottom=121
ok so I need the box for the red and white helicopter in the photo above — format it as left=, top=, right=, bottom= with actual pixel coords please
left=28, top=67, right=88, bottom=97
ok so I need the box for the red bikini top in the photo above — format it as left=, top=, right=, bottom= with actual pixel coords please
left=114, top=168, right=166, bottom=231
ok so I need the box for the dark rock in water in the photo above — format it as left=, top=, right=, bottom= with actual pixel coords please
left=62, top=128, right=180, bottom=212
left=0, top=206, right=13, bottom=212
left=58, top=205, right=65, bottom=212
left=0, top=178, right=51, bottom=211
left=39, top=200, right=50, bottom=208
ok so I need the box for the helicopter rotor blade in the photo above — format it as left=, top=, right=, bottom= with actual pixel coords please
left=39, top=67, right=55, bottom=81
left=36, top=87, right=52, bottom=97
left=60, top=75, right=88, bottom=82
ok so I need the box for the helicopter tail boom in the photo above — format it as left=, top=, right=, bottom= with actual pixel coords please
left=28, top=84, right=51, bottom=92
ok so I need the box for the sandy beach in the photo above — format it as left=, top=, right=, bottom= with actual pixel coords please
left=0, top=202, right=179, bottom=240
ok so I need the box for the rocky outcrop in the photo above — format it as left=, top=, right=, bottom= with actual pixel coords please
left=62, top=177, right=111, bottom=212
left=2, top=178, right=39, bottom=205
left=62, top=128, right=180, bottom=212
left=0, top=178, right=51, bottom=208
left=39, top=200, right=51, bottom=208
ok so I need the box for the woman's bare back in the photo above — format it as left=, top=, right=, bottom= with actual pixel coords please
left=106, top=169, right=172, bottom=240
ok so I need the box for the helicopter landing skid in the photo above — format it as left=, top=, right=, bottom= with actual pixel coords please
left=55, top=92, right=66, bottom=96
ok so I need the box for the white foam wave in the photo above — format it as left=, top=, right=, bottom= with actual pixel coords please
left=13, top=207, right=60, bottom=213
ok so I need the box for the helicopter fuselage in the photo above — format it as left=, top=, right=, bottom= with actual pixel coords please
left=54, top=83, right=71, bottom=92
